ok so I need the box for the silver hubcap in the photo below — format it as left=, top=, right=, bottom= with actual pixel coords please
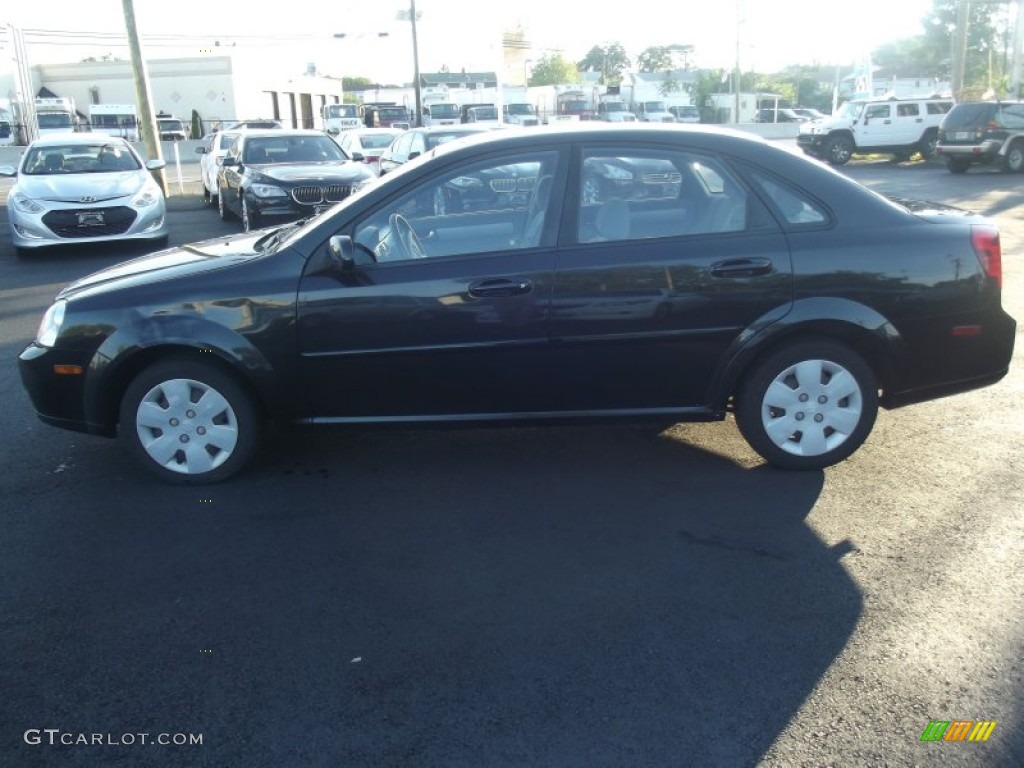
left=135, top=378, right=239, bottom=474
left=761, top=359, right=863, bottom=457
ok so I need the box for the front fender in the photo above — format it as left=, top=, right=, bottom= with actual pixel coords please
left=83, top=311, right=283, bottom=431
left=708, top=297, right=903, bottom=409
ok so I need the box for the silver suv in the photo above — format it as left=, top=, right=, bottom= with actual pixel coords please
left=798, top=97, right=954, bottom=165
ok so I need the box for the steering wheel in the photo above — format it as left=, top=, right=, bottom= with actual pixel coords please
left=388, top=213, right=428, bottom=259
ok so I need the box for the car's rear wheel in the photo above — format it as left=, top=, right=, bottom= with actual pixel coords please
left=946, top=157, right=972, bottom=174
left=918, top=129, right=938, bottom=160
left=1001, top=140, right=1024, bottom=173
left=736, top=340, right=878, bottom=470
left=824, top=135, right=854, bottom=165
left=120, top=359, right=261, bottom=484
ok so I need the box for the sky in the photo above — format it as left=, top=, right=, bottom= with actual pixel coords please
left=2, top=0, right=942, bottom=84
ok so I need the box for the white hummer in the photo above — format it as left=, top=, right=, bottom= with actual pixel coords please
left=797, top=96, right=954, bottom=165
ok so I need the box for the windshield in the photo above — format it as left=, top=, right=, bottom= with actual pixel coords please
left=91, top=114, right=136, bottom=129
left=604, top=103, right=627, bottom=112
left=23, top=143, right=141, bottom=174
left=379, top=108, right=409, bottom=120
left=469, top=107, right=498, bottom=120
left=359, top=133, right=399, bottom=149
left=644, top=102, right=667, bottom=111
left=428, top=104, right=460, bottom=119
left=506, top=104, right=535, bottom=115
left=561, top=100, right=588, bottom=112
left=38, top=113, right=74, bottom=129
left=837, top=101, right=863, bottom=119
left=242, top=135, right=346, bottom=164
left=325, top=104, right=359, bottom=119
left=159, top=120, right=183, bottom=131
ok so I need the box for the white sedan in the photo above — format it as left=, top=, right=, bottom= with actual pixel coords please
left=0, top=134, right=168, bottom=256
left=194, top=130, right=240, bottom=200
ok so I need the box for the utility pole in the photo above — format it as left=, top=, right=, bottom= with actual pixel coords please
left=951, top=0, right=972, bottom=100
left=121, top=0, right=166, bottom=193
left=1012, top=0, right=1024, bottom=97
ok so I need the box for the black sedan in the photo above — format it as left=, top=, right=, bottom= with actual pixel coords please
left=18, top=124, right=1016, bottom=483
left=216, top=129, right=376, bottom=231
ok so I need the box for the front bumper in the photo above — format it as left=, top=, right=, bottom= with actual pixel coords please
left=19, top=343, right=110, bottom=436
left=797, top=133, right=828, bottom=152
left=9, top=197, right=169, bottom=250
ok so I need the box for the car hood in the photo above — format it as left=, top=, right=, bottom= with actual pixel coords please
left=249, top=163, right=369, bottom=183
left=57, top=232, right=267, bottom=301
left=17, top=171, right=145, bottom=202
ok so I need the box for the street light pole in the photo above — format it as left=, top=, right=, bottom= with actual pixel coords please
left=409, top=0, right=423, bottom=126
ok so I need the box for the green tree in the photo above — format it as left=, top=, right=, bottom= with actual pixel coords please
left=528, top=53, right=580, bottom=86
left=577, top=42, right=630, bottom=85
left=342, top=76, right=376, bottom=92
left=659, top=70, right=682, bottom=97
left=638, top=46, right=672, bottom=73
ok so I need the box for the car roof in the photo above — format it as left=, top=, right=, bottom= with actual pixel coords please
left=237, top=129, right=330, bottom=139
left=27, top=134, right=131, bottom=148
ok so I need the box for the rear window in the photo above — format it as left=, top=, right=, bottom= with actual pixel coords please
left=942, top=103, right=1002, bottom=129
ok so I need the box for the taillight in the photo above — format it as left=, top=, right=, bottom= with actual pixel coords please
left=971, top=224, right=1002, bottom=289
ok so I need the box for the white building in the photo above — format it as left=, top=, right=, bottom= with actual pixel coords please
left=0, top=54, right=344, bottom=138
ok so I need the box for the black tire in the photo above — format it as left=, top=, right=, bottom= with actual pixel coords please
left=241, top=196, right=260, bottom=232
left=1001, top=140, right=1024, bottom=173
left=119, top=358, right=261, bottom=484
left=735, top=340, right=878, bottom=470
left=946, top=157, right=971, bottom=174
left=917, top=129, right=938, bottom=160
left=824, top=135, right=854, bottom=166
left=217, top=186, right=230, bottom=220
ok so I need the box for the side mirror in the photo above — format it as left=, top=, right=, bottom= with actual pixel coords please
left=327, top=126, right=340, bottom=136
left=222, top=157, right=239, bottom=167
left=0, top=164, right=16, bottom=177
left=145, top=159, right=166, bottom=171
left=328, top=235, right=356, bottom=270
left=408, top=151, right=420, bottom=160
left=350, top=151, right=365, bottom=163
left=194, top=146, right=208, bottom=155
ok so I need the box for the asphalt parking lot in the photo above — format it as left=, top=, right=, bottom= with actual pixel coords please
left=0, top=146, right=1022, bottom=767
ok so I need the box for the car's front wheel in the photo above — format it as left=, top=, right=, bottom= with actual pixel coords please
left=824, top=135, right=854, bottom=165
left=217, top=187, right=230, bottom=220
left=120, top=359, right=261, bottom=484
left=918, top=129, right=939, bottom=160
left=241, top=197, right=260, bottom=232
left=735, top=340, right=878, bottom=470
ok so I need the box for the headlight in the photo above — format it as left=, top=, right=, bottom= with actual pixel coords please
left=132, top=180, right=163, bottom=208
left=251, top=183, right=287, bottom=198
left=36, top=300, right=66, bottom=347
left=12, top=194, right=45, bottom=214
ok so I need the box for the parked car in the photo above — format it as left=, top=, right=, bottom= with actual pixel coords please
left=377, top=125, right=491, bottom=176
left=216, top=129, right=376, bottom=231
left=195, top=130, right=240, bottom=200
left=157, top=117, right=188, bottom=141
left=335, top=128, right=405, bottom=175
left=669, top=105, right=701, bottom=124
left=223, top=119, right=283, bottom=130
left=756, top=108, right=808, bottom=123
left=17, top=124, right=1015, bottom=483
left=798, top=96, right=953, bottom=165
left=0, top=134, right=168, bottom=256
left=936, top=100, right=1024, bottom=173
left=791, top=107, right=827, bottom=121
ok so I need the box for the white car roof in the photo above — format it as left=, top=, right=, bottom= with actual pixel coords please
left=28, top=133, right=131, bottom=148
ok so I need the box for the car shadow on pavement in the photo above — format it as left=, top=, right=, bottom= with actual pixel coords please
left=4, top=424, right=861, bottom=768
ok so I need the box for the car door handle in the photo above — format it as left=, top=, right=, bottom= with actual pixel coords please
left=710, top=258, right=774, bottom=278
left=468, top=278, right=533, bottom=297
